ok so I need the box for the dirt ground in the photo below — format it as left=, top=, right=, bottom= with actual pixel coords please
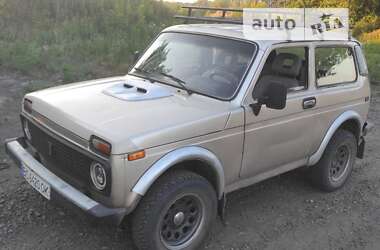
left=0, top=71, right=380, bottom=250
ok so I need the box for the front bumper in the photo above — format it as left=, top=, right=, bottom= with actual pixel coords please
left=4, top=137, right=127, bottom=225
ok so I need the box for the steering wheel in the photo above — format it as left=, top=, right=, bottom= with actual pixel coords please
left=202, top=66, right=239, bottom=86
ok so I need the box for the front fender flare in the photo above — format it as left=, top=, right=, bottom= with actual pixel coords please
left=132, top=146, right=225, bottom=199
left=307, top=110, right=363, bottom=166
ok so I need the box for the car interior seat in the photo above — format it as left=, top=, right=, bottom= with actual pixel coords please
left=253, top=53, right=303, bottom=99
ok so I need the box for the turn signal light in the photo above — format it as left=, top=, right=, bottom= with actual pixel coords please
left=128, top=150, right=145, bottom=161
left=90, top=136, right=112, bottom=156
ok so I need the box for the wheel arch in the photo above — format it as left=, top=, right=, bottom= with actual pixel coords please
left=339, top=119, right=361, bottom=142
left=132, top=146, right=225, bottom=199
left=308, top=110, right=363, bottom=166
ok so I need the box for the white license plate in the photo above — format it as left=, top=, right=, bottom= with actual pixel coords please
left=21, top=164, right=51, bottom=200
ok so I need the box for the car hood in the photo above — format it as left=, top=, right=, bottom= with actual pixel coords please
left=26, top=75, right=233, bottom=154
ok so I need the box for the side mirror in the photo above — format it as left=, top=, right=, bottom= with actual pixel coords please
left=263, top=82, right=287, bottom=110
left=133, top=51, right=141, bottom=63
left=251, top=82, right=287, bottom=116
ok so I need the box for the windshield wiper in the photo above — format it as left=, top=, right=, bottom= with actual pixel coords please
left=157, top=72, right=193, bottom=95
left=133, top=67, right=155, bottom=83
left=134, top=67, right=150, bottom=74
left=134, top=68, right=193, bottom=95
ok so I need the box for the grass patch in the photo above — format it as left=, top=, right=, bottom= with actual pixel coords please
left=23, top=80, right=60, bottom=94
left=363, top=42, right=380, bottom=83
left=360, top=29, right=380, bottom=43
left=0, top=0, right=177, bottom=83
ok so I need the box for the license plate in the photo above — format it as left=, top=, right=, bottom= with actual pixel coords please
left=21, top=164, right=51, bottom=200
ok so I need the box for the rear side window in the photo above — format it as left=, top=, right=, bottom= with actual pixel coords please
left=315, top=47, right=357, bottom=87
left=354, top=45, right=369, bottom=76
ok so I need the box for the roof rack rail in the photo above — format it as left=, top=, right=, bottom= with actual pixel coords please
left=174, top=6, right=243, bottom=25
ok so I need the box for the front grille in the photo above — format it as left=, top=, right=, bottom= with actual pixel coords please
left=23, top=117, right=111, bottom=195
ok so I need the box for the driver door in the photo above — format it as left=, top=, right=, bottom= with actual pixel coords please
left=240, top=44, right=318, bottom=179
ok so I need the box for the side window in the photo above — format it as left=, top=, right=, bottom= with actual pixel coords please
left=354, top=45, right=369, bottom=76
left=253, top=47, right=308, bottom=99
left=315, top=47, right=357, bottom=87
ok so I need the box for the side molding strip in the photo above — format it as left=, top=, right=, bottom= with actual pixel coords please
left=132, top=146, right=225, bottom=199
left=307, top=110, right=362, bottom=166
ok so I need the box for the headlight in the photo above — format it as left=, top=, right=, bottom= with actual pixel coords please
left=90, top=136, right=111, bottom=157
left=90, top=162, right=107, bottom=191
left=23, top=98, right=33, bottom=114
left=23, top=119, right=32, bottom=141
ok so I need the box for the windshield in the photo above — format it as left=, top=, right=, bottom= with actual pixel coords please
left=131, top=32, right=257, bottom=100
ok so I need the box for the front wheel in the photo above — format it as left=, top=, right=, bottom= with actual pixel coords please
left=309, top=129, right=357, bottom=192
left=131, top=170, right=217, bottom=250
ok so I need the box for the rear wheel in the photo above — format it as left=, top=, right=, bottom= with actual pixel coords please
left=131, top=170, right=217, bottom=250
left=309, top=129, right=357, bottom=192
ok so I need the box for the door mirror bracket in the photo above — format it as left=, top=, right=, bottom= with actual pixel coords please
left=250, top=102, right=263, bottom=116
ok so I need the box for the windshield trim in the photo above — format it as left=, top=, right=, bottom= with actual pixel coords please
left=128, top=31, right=259, bottom=101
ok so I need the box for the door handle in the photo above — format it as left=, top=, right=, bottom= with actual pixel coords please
left=303, top=97, right=316, bottom=109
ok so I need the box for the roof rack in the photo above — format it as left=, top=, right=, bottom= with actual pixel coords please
left=174, top=6, right=243, bottom=25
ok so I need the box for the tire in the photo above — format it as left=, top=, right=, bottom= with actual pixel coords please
left=131, top=170, right=217, bottom=250
left=310, top=129, right=357, bottom=192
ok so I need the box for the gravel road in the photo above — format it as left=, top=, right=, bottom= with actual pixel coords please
left=0, top=72, right=379, bottom=250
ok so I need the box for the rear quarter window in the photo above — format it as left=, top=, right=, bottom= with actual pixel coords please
left=354, top=45, right=369, bottom=76
left=315, top=47, right=357, bottom=87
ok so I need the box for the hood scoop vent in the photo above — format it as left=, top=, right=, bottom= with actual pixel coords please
left=103, top=80, right=172, bottom=101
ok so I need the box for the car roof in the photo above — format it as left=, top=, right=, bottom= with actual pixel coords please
left=163, top=24, right=359, bottom=50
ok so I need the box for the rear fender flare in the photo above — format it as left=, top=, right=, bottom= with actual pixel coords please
left=307, top=110, right=362, bottom=166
